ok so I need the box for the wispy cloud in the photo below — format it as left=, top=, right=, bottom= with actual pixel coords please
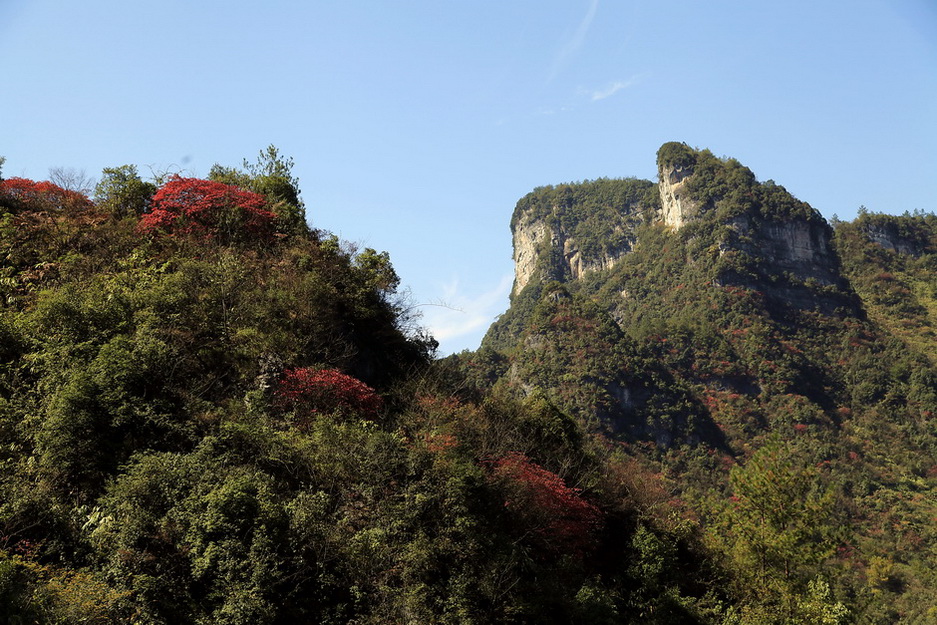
left=548, top=0, right=600, bottom=82
left=536, top=105, right=571, bottom=116
left=585, top=74, right=646, bottom=101
left=421, top=274, right=513, bottom=354
left=590, top=80, right=631, bottom=101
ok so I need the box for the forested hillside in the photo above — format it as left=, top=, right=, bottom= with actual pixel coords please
left=1, top=149, right=735, bottom=624
left=1, top=144, right=935, bottom=624
left=461, top=143, right=937, bottom=624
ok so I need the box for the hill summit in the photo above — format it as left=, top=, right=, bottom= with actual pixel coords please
left=507, top=142, right=854, bottom=313
left=460, top=142, right=937, bottom=621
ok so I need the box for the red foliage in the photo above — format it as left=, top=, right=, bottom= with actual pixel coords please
left=491, top=451, right=601, bottom=555
left=139, top=176, right=275, bottom=241
left=423, top=432, right=459, bottom=453
left=0, top=177, right=94, bottom=213
left=275, top=367, right=382, bottom=421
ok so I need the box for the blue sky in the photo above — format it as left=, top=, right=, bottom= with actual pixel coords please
left=2, top=0, right=936, bottom=354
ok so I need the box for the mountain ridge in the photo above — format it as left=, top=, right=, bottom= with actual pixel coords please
left=2, top=145, right=936, bottom=623
left=506, top=142, right=859, bottom=316
left=467, top=142, right=937, bottom=622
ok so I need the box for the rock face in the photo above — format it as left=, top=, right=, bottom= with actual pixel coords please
left=511, top=215, right=636, bottom=297
left=657, top=162, right=698, bottom=229
left=656, top=151, right=840, bottom=284
left=509, top=179, right=652, bottom=298
left=510, top=146, right=849, bottom=309
left=724, top=215, right=842, bottom=286
left=512, top=217, right=551, bottom=296
left=563, top=237, right=632, bottom=280
left=863, top=221, right=929, bottom=257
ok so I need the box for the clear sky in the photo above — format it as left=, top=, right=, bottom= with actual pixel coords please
left=2, top=0, right=936, bottom=354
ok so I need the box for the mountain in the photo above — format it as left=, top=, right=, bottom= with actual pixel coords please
left=1, top=145, right=935, bottom=624
left=463, top=142, right=937, bottom=622
left=0, top=153, right=737, bottom=624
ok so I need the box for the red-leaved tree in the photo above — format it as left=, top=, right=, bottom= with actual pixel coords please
left=491, top=451, right=602, bottom=557
left=139, top=176, right=276, bottom=243
left=0, top=178, right=94, bottom=213
left=275, top=367, right=383, bottom=423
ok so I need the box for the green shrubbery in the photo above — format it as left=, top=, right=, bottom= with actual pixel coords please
left=477, top=145, right=937, bottom=622
left=0, top=148, right=735, bottom=623
left=3, top=142, right=936, bottom=622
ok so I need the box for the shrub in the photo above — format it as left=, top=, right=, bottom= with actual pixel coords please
left=0, top=178, right=94, bottom=213
left=275, top=367, right=382, bottom=422
left=139, top=176, right=276, bottom=243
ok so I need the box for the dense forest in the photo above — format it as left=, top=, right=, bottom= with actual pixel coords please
left=0, top=144, right=935, bottom=624
left=468, top=143, right=937, bottom=624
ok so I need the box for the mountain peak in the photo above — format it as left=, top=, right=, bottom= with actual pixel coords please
left=509, top=177, right=656, bottom=298
left=508, top=143, right=854, bottom=314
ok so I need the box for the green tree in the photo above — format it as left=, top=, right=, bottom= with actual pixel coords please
left=209, top=145, right=307, bottom=235
left=94, top=164, right=156, bottom=218
left=728, top=437, right=840, bottom=616
left=354, top=247, right=400, bottom=295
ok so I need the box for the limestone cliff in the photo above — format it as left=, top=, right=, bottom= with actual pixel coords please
left=509, top=143, right=852, bottom=312
left=656, top=144, right=840, bottom=278
left=859, top=215, right=933, bottom=257
left=657, top=161, right=698, bottom=229
left=511, top=216, right=635, bottom=296
left=486, top=142, right=864, bottom=444
left=728, top=217, right=841, bottom=285
left=511, top=217, right=551, bottom=296
left=509, top=178, right=655, bottom=298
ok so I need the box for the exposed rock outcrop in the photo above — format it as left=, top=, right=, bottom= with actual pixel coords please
left=725, top=215, right=842, bottom=286
left=658, top=162, right=699, bottom=229
left=509, top=179, right=651, bottom=298
left=511, top=216, right=636, bottom=297
left=862, top=221, right=930, bottom=257
left=507, top=142, right=859, bottom=316
left=512, top=217, right=551, bottom=296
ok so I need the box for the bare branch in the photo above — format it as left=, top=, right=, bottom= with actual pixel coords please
left=48, top=166, right=95, bottom=194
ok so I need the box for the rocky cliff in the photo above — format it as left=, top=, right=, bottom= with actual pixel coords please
left=509, top=178, right=656, bottom=298
left=509, top=142, right=853, bottom=313
left=511, top=214, right=636, bottom=296
left=485, top=141, right=868, bottom=436
left=859, top=213, right=934, bottom=257
left=656, top=144, right=845, bottom=292
left=657, top=160, right=698, bottom=229
left=469, top=144, right=937, bottom=623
